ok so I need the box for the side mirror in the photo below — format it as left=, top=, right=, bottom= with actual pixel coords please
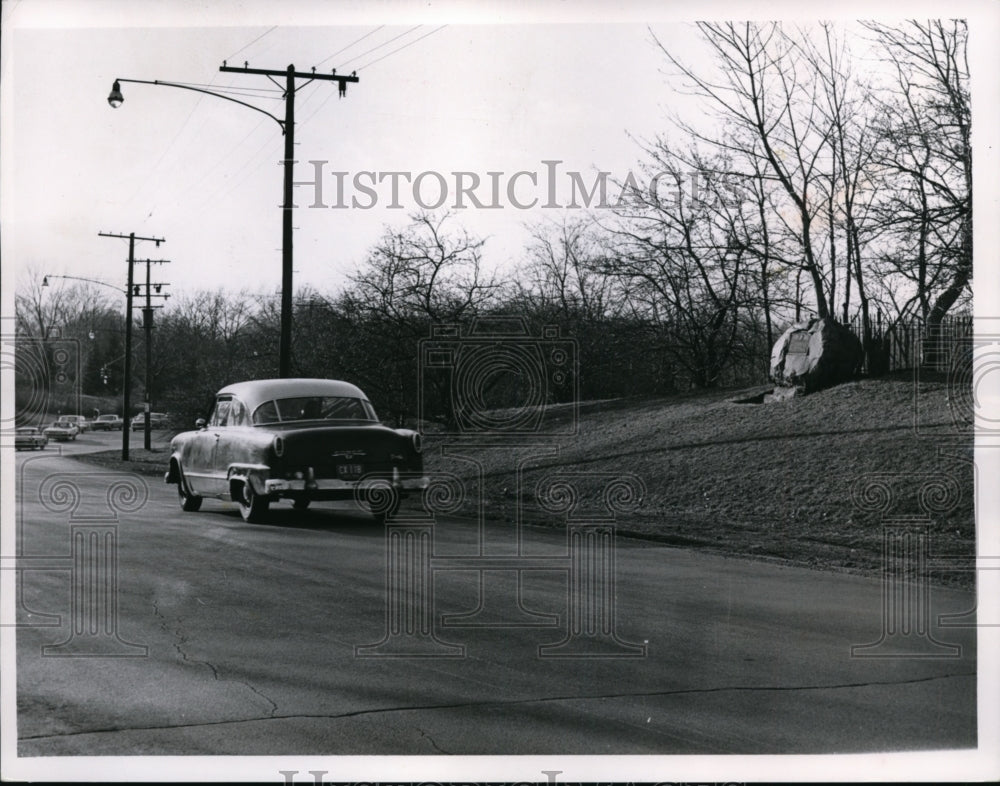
left=195, top=418, right=207, bottom=430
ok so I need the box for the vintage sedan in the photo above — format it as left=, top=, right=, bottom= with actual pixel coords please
left=131, top=412, right=169, bottom=431
left=59, top=415, right=91, bottom=433
left=164, top=378, right=428, bottom=523
left=91, top=414, right=124, bottom=431
left=14, top=426, right=48, bottom=450
left=44, top=420, right=79, bottom=441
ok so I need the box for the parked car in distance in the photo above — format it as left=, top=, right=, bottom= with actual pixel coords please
left=165, top=378, right=428, bottom=523
left=15, top=426, right=48, bottom=450
left=132, top=412, right=169, bottom=431
left=91, top=414, right=124, bottom=431
left=44, top=420, right=79, bottom=441
left=59, top=415, right=91, bottom=433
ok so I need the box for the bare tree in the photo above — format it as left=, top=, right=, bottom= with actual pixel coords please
left=798, top=22, right=886, bottom=364
left=651, top=22, right=838, bottom=319
left=863, top=20, right=971, bottom=331
left=344, top=211, right=499, bottom=424
left=607, top=144, right=750, bottom=388
left=348, top=211, right=498, bottom=326
left=515, top=217, right=622, bottom=323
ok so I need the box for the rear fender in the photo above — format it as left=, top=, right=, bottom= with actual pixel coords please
left=227, top=464, right=271, bottom=496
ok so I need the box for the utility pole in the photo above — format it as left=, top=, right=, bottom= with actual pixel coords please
left=135, top=259, right=170, bottom=450
left=219, top=62, right=358, bottom=378
left=98, top=231, right=165, bottom=460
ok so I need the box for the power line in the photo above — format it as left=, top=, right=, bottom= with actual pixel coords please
left=298, top=86, right=340, bottom=127
left=180, top=115, right=272, bottom=202
left=225, top=25, right=278, bottom=62
left=195, top=127, right=281, bottom=209
left=177, top=86, right=283, bottom=101
left=338, top=25, right=422, bottom=69
left=181, top=81, right=283, bottom=93
left=315, top=25, right=385, bottom=67
left=295, top=25, right=384, bottom=116
left=130, top=75, right=261, bottom=214
left=354, top=25, right=448, bottom=71
left=299, top=25, right=446, bottom=123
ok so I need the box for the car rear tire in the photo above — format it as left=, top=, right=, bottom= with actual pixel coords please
left=237, top=481, right=270, bottom=523
left=176, top=463, right=203, bottom=512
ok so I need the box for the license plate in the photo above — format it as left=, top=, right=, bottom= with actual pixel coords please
left=337, top=463, right=363, bottom=478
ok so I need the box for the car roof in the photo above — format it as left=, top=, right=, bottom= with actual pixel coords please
left=215, top=378, right=367, bottom=412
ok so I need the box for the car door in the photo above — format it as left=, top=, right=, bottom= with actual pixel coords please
left=215, top=397, right=255, bottom=492
left=204, top=397, right=234, bottom=496
left=182, top=397, right=231, bottom=497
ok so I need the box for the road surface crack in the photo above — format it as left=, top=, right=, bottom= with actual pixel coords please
left=417, top=727, right=451, bottom=754
left=20, top=669, right=975, bottom=742
left=151, top=600, right=279, bottom=718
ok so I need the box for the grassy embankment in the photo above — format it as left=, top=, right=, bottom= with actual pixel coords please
left=75, top=373, right=975, bottom=585
left=422, top=373, right=974, bottom=585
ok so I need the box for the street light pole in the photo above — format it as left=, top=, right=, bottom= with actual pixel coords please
left=143, top=259, right=152, bottom=450
left=98, top=230, right=165, bottom=460
left=110, top=65, right=358, bottom=378
left=281, top=65, right=295, bottom=379
left=137, top=258, right=170, bottom=450
left=123, top=233, right=135, bottom=460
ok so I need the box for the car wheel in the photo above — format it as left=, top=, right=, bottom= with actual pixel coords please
left=292, top=498, right=311, bottom=511
left=176, top=463, right=203, bottom=512
left=237, top=481, right=270, bottom=523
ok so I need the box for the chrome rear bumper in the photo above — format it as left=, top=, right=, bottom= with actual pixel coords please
left=263, top=474, right=430, bottom=494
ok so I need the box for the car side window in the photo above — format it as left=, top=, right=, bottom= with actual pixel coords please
left=253, top=401, right=279, bottom=425
left=209, top=397, right=232, bottom=427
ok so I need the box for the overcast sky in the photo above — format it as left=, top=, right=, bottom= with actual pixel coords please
left=2, top=3, right=707, bottom=304
left=3, top=2, right=1000, bottom=783
left=5, top=0, right=995, bottom=315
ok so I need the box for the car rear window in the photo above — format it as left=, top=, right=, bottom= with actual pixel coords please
left=252, top=396, right=377, bottom=424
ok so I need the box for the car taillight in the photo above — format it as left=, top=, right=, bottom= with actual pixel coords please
left=411, top=433, right=422, bottom=454
left=273, top=435, right=284, bottom=457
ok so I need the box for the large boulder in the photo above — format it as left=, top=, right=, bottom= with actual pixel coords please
left=770, top=317, right=863, bottom=391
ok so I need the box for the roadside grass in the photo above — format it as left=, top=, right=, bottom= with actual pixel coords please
left=423, top=373, right=975, bottom=586
left=71, top=373, right=975, bottom=586
left=73, top=446, right=172, bottom=477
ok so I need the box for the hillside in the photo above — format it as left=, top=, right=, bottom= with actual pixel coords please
left=423, top=374, right=975, bottom=586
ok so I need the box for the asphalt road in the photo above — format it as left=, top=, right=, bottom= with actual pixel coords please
left=13, top=431, right=977, bottom=756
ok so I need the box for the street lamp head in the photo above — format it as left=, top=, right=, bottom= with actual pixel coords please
left=42, top=276, right=50, bottom=287
left=108, top=80, right=124, bottom=108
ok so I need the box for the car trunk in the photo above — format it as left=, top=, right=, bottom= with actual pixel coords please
left=274, top=424, right=409, bottom=480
